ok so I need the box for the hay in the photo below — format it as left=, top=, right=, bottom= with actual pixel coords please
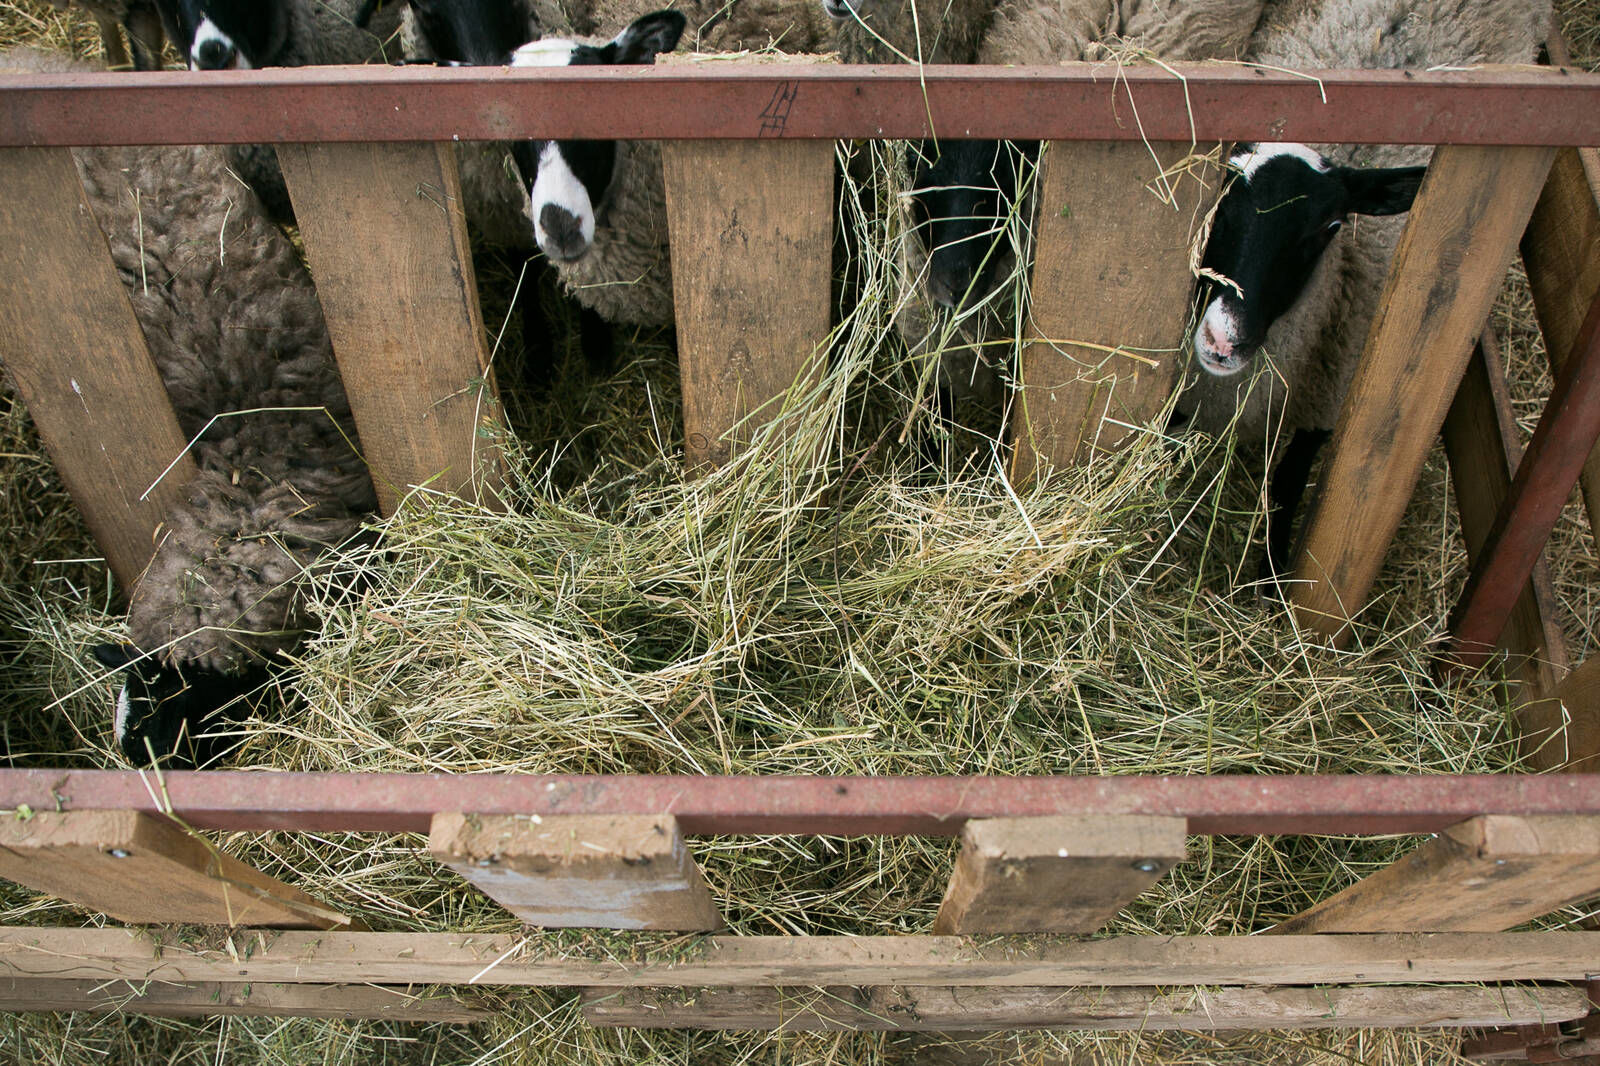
left=0, top=15, right=1597, bottom=1065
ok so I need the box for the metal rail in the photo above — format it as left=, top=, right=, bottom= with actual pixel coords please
left=0, top=64, right=1597, bottom=146
left=0, top=770, right=1597, bottom=835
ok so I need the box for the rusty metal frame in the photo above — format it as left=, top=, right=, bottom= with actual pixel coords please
left=0, top=770, right=1597, bottom=835
left=0, top=64, right=1597, bottom=146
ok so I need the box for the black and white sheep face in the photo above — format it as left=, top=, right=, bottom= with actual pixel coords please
left=403, top=0, right=531, bottom=66
left=906, top=138, right=1039, bottom=311
left=509, top=11, right=687, bottom=264
left=1192, top=142, right=1425, bottom=377
left=162, top=0, right=290, bottom=69
left=93, top=643, right=263, bottom=768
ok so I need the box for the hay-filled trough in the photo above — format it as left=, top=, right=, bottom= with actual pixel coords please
left=0, top=5, right=1599, bottom=1064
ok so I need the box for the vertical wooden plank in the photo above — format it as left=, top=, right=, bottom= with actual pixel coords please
left=276, top=141, right=503, bottom=512
left=1442, top=333, right=1571, bottom=768
left=934, top=815, right=1186, bottom=934
left=1548, top=656, right=1600, bottom=773
left=580, top=984, right=1587, bottom=1031
left=0, top=979, right=489, bottom=1022
left=1272, top=815, right=1600, bottom=934
left=1291, top=145, right=1556, bottom=642
left=661, top=137, right=834, bottom=470
left=429, top=813, right=721, bottom=931
left=1010, top=140, right=1217, bottom=482
left=0, top=810, right=353, bottom=929
left=0, top=147, right=198, bottom=590
left=1520, top=143, right=1600, bottom=538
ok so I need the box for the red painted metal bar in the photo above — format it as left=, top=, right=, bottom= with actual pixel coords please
left=0, top=64, right=1598, bottom=147
left=1449, top=288, right=1600, bottom=670
left=0, top=771, right=1597, bottom=836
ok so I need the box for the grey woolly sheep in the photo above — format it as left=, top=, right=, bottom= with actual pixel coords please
left=1176, top=0, right=1549, bottom=575
left=4, top=49, right=378, bottom=765
left=826, top=0, right=997, bottom=63
left=45, top=0, right=167, bottom=69
left=507, top=11, right=688, bottom=327
left=976, top=0, right=1265, bottom=66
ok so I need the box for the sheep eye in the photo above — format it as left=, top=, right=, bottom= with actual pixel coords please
left=1325, top=219, right=1344, bottom=234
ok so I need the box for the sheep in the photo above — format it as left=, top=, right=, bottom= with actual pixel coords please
left=3, top=49, right=379, bottom=765
left=45, top=0, right=167, bottom=69
left=1175, top=0, right=1549, bottom=578
left=506, top=10, right=688, bottom=327
left=584, top=0, right=830, bottom=51
left=894, top=0, right=1269, bottom=411
left=825, top=0, right=997, bottom=63
left=158, top=0, right=407, bottom=224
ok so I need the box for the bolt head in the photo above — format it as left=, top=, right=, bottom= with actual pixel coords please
left=1132, top=859, right=1161, bottom=873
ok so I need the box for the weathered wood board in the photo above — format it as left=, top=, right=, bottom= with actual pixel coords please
left=580, top=983, right=1586, bottom=1031
left=662, top=136, right=834, bottom=469
left=0, top=978, right=488, bottom=1022
left=0, top=810, right=351, bottom=929
left=1011, top=140, right=1217, bottom=480
left=1292, top=144, right=1556, bottom=642
left=0, top=146, right=197, bottom=590
left=430, top=813, right=721, bottom=930
left=934, top=815, right=1186, bottom=934
left=1273, top=815, right=1600, bottom=933
left=277, top=141, right=503, bottom=512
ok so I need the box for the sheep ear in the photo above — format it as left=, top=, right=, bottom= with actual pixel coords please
left=1341, top=165, right=1427, bottom=217
left=91, top=643, right=135, bottom=671
left=607, top=10, right=687, bottom=64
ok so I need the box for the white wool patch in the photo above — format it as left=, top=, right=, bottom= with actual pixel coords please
left=1192, top=296, right=1249, bottom=377
left=512, top=39, right=579, bottom=67
left=529, top=143, right=596, bottom=257
left=1232, top=143, right=1329, bottom=181
left=113, top=685, right=131, bottom=742
left=190, top=18, right=251, bottom=69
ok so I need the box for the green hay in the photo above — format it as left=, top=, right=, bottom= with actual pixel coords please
left=0, top=18, right=1597, bottom=1066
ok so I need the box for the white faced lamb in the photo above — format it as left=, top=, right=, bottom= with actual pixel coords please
left=46, top=0, right=167, bottom=69
left=507, top=10, right=688, bottom=327
left=157, top=0, right=406, bottom=224
left=3, top=49, right=379, bottom=765
left=1176, top=0, right=1549, bottom=579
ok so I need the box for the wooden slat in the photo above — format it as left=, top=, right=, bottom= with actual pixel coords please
left=0, top=810, right=351, bottom=929
left=661, top=136, right=834, bottom=469
left=0, top=979, right=488, bottom=1022
left=934, top=815, right=1186, bottom=934
left=276, top=141, right=503, bottom=512
left=1521, top=142, right=1600, bottom=535
left=579, top=983, right=1587, bottom=1031
left=6, top=929, right=1600, bottom=988
left=1550, top=656, right=1600, bottom=773
left=1273, top=815, right=1600, bottom=934
left=0, top=146, right=198, bottom=590
left=1442, top=333, right=1571, bottom=767
left=429, top=813, right=721, bottom=931
left=1291, top=144, right=1556, bottom=642
left=1010, top=141, right=1216, bottom=481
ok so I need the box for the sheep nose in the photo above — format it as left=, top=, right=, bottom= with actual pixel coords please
left=194, top=38, right=235, bottom=69
left=539, top=204, right=588, bottom=260
left=1201, top=319, right=1233, bottom=360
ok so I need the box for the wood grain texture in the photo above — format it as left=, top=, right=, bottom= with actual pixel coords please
left=934, top=815, right=1186, bottom=934
left=1442, top=334, right=1571, bottom=768
left=5, top=929, right=1600, bottom=987
left=0, top=146, right=198, bottom=590
left=1549, top=656, right=1600, bottom=774
left=0, top=810, right=352, bottom=929
left=0, top=978, right=488, bottom=1022
left=1010, top=141, right=1216, bottom=482
left=579, top=983, right=1585, bottom=1031
left=1521, top=144, right=1600, bottom=535
left=1273, top=815, right=1600, bottom=934
left=662, top=137, right=834, bottom=470
left=1291, top=145, right=1556, bottom=642
left=276, top=141, right=503, bottom=512
left=429, top=813, right=721, bottom=931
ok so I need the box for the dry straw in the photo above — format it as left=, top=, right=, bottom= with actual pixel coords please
left=1, top=0, right=1598, bottom=1061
